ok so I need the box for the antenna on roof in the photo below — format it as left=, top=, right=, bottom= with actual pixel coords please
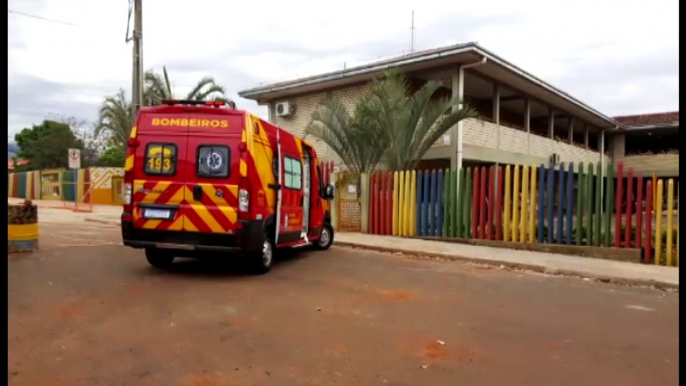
left=409, top=11, right=416, bottom=53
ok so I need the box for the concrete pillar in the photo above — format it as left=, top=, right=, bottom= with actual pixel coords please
left=359, top=173, right=370, bottom=233
left=584, top=125, right=589, bottom=150
left=268, top=101, right=276, bottom=123
left=524, top=98, right=531, bottom=154
left=493, top=84, right=501, bottom=150
left=450, top=65, right=465, bottom=171
left=568, top=118, right=574, bottom=144
left=548, top=109, right=555, bottom=139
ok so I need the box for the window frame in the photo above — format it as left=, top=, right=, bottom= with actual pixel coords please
left=195, top=144, right=231, bottom=179
left=283, top=155, right=302, bottom=190
left=143, top=142, right=178, bottom=177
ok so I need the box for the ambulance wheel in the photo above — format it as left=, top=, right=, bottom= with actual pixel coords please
left=145, top=248, right=175, bottom=269
left=249, top=234, right=273, bottom=274
left=314, top=224, right=334, bottom=250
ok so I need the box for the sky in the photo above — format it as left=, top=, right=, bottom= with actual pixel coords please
left=8, top=0, right=679, bottom=137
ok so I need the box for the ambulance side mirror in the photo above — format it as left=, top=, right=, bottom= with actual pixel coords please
left=325, top=184, right=335, bottom=200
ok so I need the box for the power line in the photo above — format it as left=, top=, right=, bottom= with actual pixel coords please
left=8, top=9, right=78, bottom=26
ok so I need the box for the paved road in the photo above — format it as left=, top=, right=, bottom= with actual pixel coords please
left=8, top=220, right=679, bottom=386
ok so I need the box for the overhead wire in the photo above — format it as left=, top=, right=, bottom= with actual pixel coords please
left=7, top=9, right=78, bottom=26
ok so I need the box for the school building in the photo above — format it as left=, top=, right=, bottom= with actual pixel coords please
left=239, top=42, right=627, bottom=173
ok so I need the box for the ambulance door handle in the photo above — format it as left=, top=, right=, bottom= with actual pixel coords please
left=300, top=196, right=304, bottom=207
left=193, top=185, right=203, bottom=201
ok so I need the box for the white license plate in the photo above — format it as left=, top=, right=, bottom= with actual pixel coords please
left=143, top=208, right=171, bottom=219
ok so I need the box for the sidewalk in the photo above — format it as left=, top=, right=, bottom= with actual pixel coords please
left=336, top=233, right=679, bottom=289
left=14, top=198, right=678, bottom=289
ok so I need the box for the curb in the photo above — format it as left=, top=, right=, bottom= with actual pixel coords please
left=84, top=218, right=119, bottom=226
left=333, top=241, right=679, bottom=291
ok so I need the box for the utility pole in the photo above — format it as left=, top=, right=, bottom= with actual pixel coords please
left=409, top=11, right=416, bottom=53
left=131, top=0, right=143, bottom=114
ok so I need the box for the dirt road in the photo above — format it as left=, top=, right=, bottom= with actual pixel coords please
left=8, top=220, right=679, bottom=386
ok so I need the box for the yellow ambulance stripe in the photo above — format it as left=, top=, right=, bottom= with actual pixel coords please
left=142, top=219, right=162, bottom=229
left=162, top=187, right=186, bottom=231
left=204, top=185, right=238, bottom=223
left=125, top=155, right=135, bottom=171
left=184, top=187, right=224, bottom=233
left=166, top=214, right=184, bottom=231
left=183, top=215, right=199, bottom=232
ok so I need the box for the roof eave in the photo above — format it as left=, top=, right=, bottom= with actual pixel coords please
left=237, top=43, right=478, bottom=99
left=238, top=42, right=622, bottom=129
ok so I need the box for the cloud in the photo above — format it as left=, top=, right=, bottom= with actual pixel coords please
left=8, top=0, right=679, bottom=137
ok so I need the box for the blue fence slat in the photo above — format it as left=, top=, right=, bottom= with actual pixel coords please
left=546, top=166, right=555, bottom=243
left=421, top=170, right=429, bottom=236
left=416, top=171, right=424, bottom=236
left=556, top=163, right=566, bottom=244
left=428, top=170, right=437, bottom=235
left=537, top=164, right=546, bottom=243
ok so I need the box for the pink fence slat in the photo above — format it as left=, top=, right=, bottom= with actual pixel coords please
left=471, top=167, right=480, bottom=239
left=486, top=166, right=495, bottom=240
left=635, top=174, right=644, bottom=250
left=644, top=180, right=653, bottom=263
left=614, top=162, right=624, bottom=248
left=478, top=167, right=487, bottom=239
left=625, top=168, right=634, bottom=247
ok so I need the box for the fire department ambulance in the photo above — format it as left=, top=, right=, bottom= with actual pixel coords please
left=120, top=100, right=335, bottom=274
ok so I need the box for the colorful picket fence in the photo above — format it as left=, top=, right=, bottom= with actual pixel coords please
left=7, top=171, right=41, bottom=200
left=61, top=169, right=92, bottom=204
left=368, top=162, right=679, bottom=267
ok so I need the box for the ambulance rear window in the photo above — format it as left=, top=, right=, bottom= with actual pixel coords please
left=144, top=143, right=178, bottom=176
left=196, top=145, right=230, bottom=178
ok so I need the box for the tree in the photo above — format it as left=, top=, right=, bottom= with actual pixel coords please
left=305, top=96, right=388, bottom=173
left=98, top=145, right=126, bottom=167
left=305, top=69, right=479, bottom=172
left=363, top=70, right=479, bottom=171
left=144, top=66, right=235, bottom=107
left=96, top=89, right=134, bottom=150
left=48, top=113, right=104, bottom=168
left=14, top=120, right=84, bottom=170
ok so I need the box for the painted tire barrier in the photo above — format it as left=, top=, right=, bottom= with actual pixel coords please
left=8, top=200, right=38, bottom=253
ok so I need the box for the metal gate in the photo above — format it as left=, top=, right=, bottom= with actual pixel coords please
left=40, top=169, right=62, bottom=200
left=337, top=172, right=361, bottom=232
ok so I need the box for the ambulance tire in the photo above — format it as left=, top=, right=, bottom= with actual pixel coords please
left=313, top=224, right=334, bottom=251
left=249, top=233, right=273, bottom=275
left=145, top=248, right=175, bottom=269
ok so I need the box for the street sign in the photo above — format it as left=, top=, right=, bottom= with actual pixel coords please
left=68, top=148, right=81, bottom=169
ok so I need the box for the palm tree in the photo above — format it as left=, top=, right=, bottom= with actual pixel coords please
left=305, top=69, right=479, bottom=172
left=96, top=88, right=134, bottom=149
left=144, top=66, right=235, bottom=107
left=365, top=69, right=479, bottom=171
left=305, top=95, right=388, bottom=173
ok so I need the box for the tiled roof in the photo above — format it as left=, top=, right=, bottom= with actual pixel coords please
left=8, top=158, right=28, bottom=170
left=612, top=112, right=679, bottom=127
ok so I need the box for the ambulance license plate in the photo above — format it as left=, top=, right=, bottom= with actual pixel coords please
left=143, top=208, right=171, bottom=220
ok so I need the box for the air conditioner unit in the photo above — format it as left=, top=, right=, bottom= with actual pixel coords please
left=275, top=101, right=295, bottom=117
left=548, top=153, right=560, bottom=166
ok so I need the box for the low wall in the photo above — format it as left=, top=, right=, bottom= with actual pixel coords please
left=8, top=167, right=125, bottom=206
left=8, top=201, right=38, bottom=253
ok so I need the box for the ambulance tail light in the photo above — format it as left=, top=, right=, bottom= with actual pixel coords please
left=238, top=177, right=250, bottom=219
left=127, top=138, right=140, bottom=148
left=123, top=170, right=135, bottom=219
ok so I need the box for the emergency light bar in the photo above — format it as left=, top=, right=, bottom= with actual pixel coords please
left=161, top=99, right=235, bottom=108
